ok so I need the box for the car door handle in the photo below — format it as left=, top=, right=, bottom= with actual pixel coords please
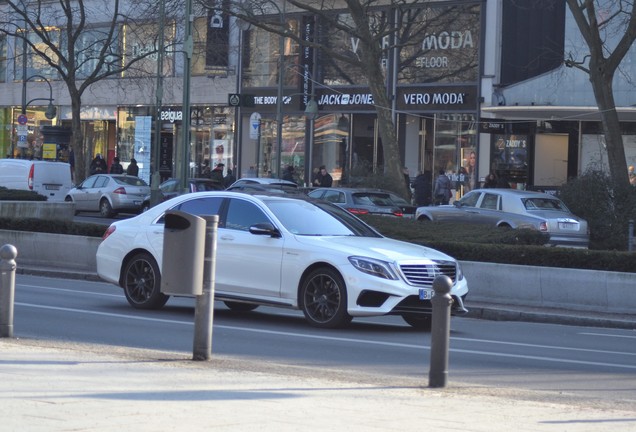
left=220, top=235, right=234, bottom=241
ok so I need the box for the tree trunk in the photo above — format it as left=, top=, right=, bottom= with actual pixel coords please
left=70, top=92, right=86, bottom=184
left=588, top=59, right=630, bottom=189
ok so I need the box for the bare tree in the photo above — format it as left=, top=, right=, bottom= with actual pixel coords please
left=565, top=0, right=636, bottom=189
left=206, top=0, right=476, bottom=196
left=0, top=0, right=174, bottom=182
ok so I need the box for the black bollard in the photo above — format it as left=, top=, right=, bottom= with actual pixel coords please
left=429, top=275, right=453, bottom=388
left=0, top=244, right=18, bottom=338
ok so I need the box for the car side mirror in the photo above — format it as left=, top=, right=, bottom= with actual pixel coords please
left=249, top=222, right=281, bottom=238
left=453, top=201, right=462, bottom=207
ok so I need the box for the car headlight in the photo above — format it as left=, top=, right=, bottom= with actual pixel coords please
left=348, top=256, right=398, bottom=280
left=456, top=262, right=464, bottom=281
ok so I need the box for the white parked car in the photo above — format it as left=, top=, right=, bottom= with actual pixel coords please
left=96, top=192, right=468, bottom=329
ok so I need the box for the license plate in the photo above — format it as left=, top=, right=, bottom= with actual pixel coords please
left=134, top=201, right=141, bottom=205
left=419, top=289, right=434, bottom=300
left=45, top=185, right=60, bottom=190
left=559, top=222, right=577, bottom=230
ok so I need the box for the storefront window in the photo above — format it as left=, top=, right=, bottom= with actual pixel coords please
left=242, top=18, right=300, bottom=88
left=14, top=29, right=60, bottom=81
left=398, top=3, right=481, bottom=84
left=434, top=114, right=477, bottom=197
left=10, top=108, right=55, bottom=159
left=120, top=21, right=176, bottom=78
left=0, top=35, right=6, bottom=83
left=491, top=134, right=529, bottom=189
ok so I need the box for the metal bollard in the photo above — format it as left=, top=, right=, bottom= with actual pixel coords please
left=193, top=215, right=219, bottom=361
left=629, top=219, right=634, bottom=252
left=429, top=275, right=453, bottom=388
left=0, top=244, right=18, bottom=338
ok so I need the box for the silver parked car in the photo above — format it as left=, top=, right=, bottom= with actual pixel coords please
left=415, top=188, right=589, bottom=248
left=308, top=188, right=417, bottom=218
left=65, top=174, right=150, bottom=217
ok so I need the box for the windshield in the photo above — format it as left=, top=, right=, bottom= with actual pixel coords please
left=523, top=197, right=569, bottom=212
left=265, top=199, right=381, bottom=237
left=115, top=176, right=148, bottom=186
left=352, top=193, right=394, bottom=206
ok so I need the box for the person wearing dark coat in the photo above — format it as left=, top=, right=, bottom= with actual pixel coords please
left=210, top=163, right=224, bottom=183
left=413, top=171, right=432, bottom=206
left=109, top=157, right=124, bottom=174
left=223, top=168, right=236, bottom=188
left=89, top=154, right=107, bottom=175
left=126, top=158, right=139, bottom=176
left=281, top=165, right=296, bottom=184
left=313, top=165, right=333, bottom=187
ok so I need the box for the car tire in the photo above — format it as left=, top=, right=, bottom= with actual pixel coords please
left=402, top=314, right=432, bottom=330
left=300, top=267, right=352, bottom=329
left=122, top=253, right=168, bottom=310
left=100, top=198, right=115, bottom=218
left=223, top=301, right=259, bottom=312
left=417, top=216, right=431, bottom=222
left=65, top=196, right=79, bottom=215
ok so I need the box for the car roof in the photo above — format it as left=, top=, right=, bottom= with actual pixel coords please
left=471, top=188, right=560, bottom=199
left=311, top=187, right=400, bottom=195
left=231, top=177, right=297, bottom=186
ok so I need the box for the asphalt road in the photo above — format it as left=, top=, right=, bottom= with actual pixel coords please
left=12, top=274, right=636, bottom=409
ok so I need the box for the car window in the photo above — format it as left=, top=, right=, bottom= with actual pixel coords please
left=307, top=190, right=325, bottom=199
left=323, top=190, right=345, bottom=203
left=480, top=193, right=499, bottom=210
left=265, top=199, right=381, bottom=237
left=161, top=180, right=178, bottom=193
left=225, top=199, right=271, bottom=231
left=115, top=176, right=149, bottom=186
left=80, top=177, right=97, bottom=188
left=94, top=176, right=109, bottom=188
left=354, top=193, right=393, bottom=206
left=174, top=197, right=224, bottom=218
left=388, top=193, right=410, bottom=206
left=458, top=191, right=480, bottom=207
left=523, top=197, right=568, bottom=211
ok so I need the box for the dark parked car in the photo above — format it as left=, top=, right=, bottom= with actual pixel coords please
left=226, top=178, right=299, bottom=193
left=141, top=178, right=224, bottom=212
left=308, top=188, right=416, bottom=218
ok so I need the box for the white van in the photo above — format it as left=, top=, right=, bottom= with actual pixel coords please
left=0, top=159, right=73, bottom=202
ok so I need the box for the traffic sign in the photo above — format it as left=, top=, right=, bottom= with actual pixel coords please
left=249, top=112, right=261, bottom=140
left=16, top=125, right=28, bottom=135
left=17, top=114, right=28, bottom=125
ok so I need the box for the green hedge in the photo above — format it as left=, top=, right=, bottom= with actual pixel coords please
left=0, top=187, right=47, bottom=201
left=360, top=215, right=636, bottom=273
left=0, top=217, right=106, bottom=238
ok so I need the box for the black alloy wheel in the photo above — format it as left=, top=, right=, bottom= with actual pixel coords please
left=300, top=267, right=352, bottom=329
left=122, top=253, right=168, bottom=309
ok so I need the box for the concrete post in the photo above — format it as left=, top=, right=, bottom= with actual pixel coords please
left=429, top=275, right=453, bottom=388
left=0, top=244, right=18, bottom=338
left=192, top=215, right=219, bottom=361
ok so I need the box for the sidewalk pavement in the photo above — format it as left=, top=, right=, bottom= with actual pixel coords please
left=2, top=338, right=636, bottom=432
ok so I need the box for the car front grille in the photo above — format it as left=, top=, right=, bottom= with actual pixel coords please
left=399, top=261, right=456, bottom=287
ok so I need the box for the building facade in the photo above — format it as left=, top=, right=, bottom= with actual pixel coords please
left=1, top=0, right=635, bottom=198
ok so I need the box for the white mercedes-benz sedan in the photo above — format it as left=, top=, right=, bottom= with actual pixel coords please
left=96, top=191, right=468, bottom=329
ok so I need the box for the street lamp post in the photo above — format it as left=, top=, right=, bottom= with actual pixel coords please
left=13, top=74, right=57, bottom=158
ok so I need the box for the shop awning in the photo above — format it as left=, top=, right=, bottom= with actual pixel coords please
left=482, top=105, right=636, bottom=122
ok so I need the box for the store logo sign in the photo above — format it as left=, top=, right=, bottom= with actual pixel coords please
left=402, top=92, right=465, bottom=105
left=160, top=108, right=182, bottom=123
